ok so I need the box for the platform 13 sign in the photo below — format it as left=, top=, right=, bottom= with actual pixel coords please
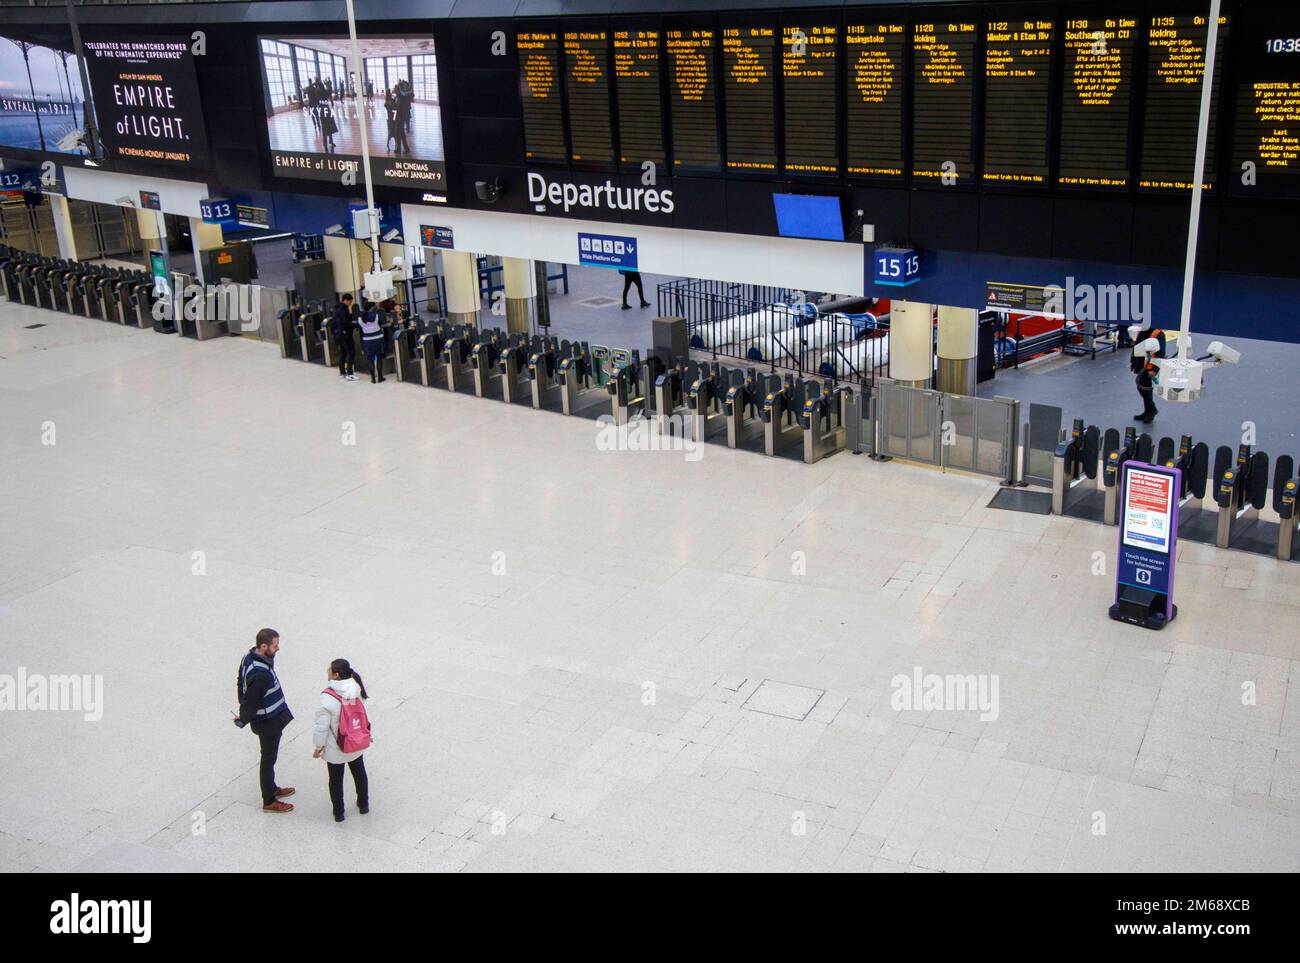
left=199, top=198, right=235, bottom=225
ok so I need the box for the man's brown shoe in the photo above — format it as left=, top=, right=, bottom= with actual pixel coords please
left=275, top=787, right=296, bottom=798
left=263, top=801, right=294, bottom=813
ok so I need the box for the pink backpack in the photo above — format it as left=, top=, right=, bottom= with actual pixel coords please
left=323, top=688, right=371, bottom=753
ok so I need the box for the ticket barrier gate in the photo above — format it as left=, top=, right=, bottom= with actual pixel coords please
left=470, top=328, right=505, bottom=398
left=528, top=337, right=563, bottom=410
left=174, top=281, right=229, bottom=340
left=116, top=273, right=150, bottom=327
left=800, top=383, right=854, bottom=464
left=44, top=260, right=73, bottom=312
left=652, top=358, right=691, bottom=435
left=1052, top=420, right=1105, bottom=520
left=79, top=267, right=106, bottom=319
left=97, top=271, right=125, bottom=322
left=277, top=304, right=305, bottom=359
left=497, top=334, right=533, bottom=405
left=130, top=275, right=159, bottom=329
left=608, top=350, right=654, bottom=426
left=1102, top=427, right=1147, bottom=525
left=298, top=304, right=328, bottom=364
left=1153, top=436, right=1214, bottom=542
left=29, top=257, right=55, bottom=309
left=0, top=247, right=23, bottom=301
left=390, top=313, right=426, bottom=383
left=1214, top=446, right=1270, bottom=551
left=761, top=375, right=806, bottom=457
left=559, top=342, right=610, bottom=418
left=18, top=257, right=43, bottom=306
left=724, top=369, right=767, bottom=450
left=418, top=322, right=451, bottom=387
left=686, top=363, right=729, bottom=442
left=440, top=324, right=478, bottom=393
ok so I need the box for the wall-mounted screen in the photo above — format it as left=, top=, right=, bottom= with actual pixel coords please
left=773, top=192, right=844, bottom=240
left=1140, top=14, right=1229, bottom=191
left=844, top=21, right=905, bottom=180
left=722, top=25, right=776, bottom=172
left=984, top=18, right=1054, bottom=186
left=259, top=35, right=446, bottom=193
left=83, top=34, right=210, bottom=168
left=564, top=29, right=613, bottom=164
left=1230, top=11, right=1300, bottom=197
left=613, top=28, right=664, bottom=172
left=0, top=29, right=91, bottom=157
left=912, top=21, right=978, bottom=186
left=666, top=27, right=719, bottom=173
left=1059, top=17, right=1137, bottom=189
left=519, top=30, right=566, bottom=163
left=783, top=23, right=838, bottom=175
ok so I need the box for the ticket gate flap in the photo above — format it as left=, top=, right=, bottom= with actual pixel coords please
left=1156, top=436, right=1175, bottom=466
left=1136, top=434, right=1154, bottom=464
left=1247, top=452, right=1269, bottom=511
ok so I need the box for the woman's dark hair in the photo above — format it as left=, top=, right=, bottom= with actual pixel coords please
left=330, top=658, right=368, bottom=699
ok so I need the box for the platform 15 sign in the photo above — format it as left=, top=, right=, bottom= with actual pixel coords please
left=200, top=197, right=236, bottom=225
left=874, top=247, right=920, bottom=287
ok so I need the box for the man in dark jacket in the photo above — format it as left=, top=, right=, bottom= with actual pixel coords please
left=235, top=628, right=296, bottom=813
left=330, top=293, right=358, bottom=381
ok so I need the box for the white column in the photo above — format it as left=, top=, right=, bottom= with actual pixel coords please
left=502, top=256, right=535, bottom=334
left=50, top=195, right=79, bottom=261
left=442, top=249, right=480, bottom=325
left=936, top=305, right=979, bottom=395
left=889, top=300, right=935, bottom=388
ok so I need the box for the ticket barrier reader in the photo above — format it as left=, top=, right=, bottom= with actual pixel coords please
left=528, top=338, right=563, bottom=410
left=1052, top=420, right=1105, bottom=520
left=43, top=260, right=72, bottom=312
left=0, top=246, right=18, bottom=301
left=1214, top=446, right=1270, bottom=551
left=97, top=271, right=124, bottom=322
left=441, top=325, right=478, bottom=393
left=608, top=350, right=652, bottom=426
left=174, top=279, right=228, bottom=340
left=686, top=363, right=728, bottom=442
left=471, top=328, right=505, bottom=398
left=800, top=383, right=854, bottom=464
left=559, top=342, right=610, bottom=418
left=79, top=267, right=105, bottom=319
left=1102, top=427, right=1145, bottom=525
left=116, top=273, right=147, bottom=326
left=391, top=313, right=426, bottom=383
left=497, top=335, right=533, bottom=405
left=652, top=358, right=691, bottom=435
left=29, top=257, right=54, bottom=309
left=130, top=275, right=159, bottom=329
left=18, top=258, right=43, bottom=306
left=418, top=323, right=451, bottom=388
left=297, top=304, right=328, bottom=364
left=724, top=369, right=766, bottom=449
left=761, top=375, right=805, bottom=457
left=1278, top=476, right=1299, bottom=561
left=1155, top=436, right=1214, bottom=542
left=277, top=304, right=305, bottom=359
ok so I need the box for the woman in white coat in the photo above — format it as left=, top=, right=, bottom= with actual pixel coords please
left=312, top=659, right=370, bottom=822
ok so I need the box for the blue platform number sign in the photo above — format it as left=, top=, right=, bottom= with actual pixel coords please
left=419, top=225, right=454, bottom=249
left=0, top=168, right=38, bottom=192
left=874, top=247, right=920, bottom=287
left=578, top=232, right=638, bottom=270
left=199, top=197, right=236, bottom=225
left=139, top=190, right=162, bottom=211
left=1110, top=463, right=1181, bottom=629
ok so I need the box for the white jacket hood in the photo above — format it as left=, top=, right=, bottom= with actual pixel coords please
left=327, top=677, right=361, bottom=700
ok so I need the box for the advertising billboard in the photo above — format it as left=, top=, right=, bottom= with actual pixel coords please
left=258, top=35, right=447, bottom=196
left=82, top=35, right=210, bottom=168
left=0, top=29, right=91, bottom=157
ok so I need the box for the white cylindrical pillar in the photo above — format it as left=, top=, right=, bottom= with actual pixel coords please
left=936, top=305, right=979, bottom=395
left=502, top=256, right=536, bottom=334
left=442, top=249, right=480, bottom=326
left=50, top=195, right=79, bottom=261
left=889, top=300, right=935, bottom=388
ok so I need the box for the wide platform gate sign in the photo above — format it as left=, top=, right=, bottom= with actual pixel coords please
left=1109, top=462, right=1180, bottom=630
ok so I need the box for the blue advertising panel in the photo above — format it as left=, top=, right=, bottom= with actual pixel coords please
left=1111, top=462, right=1180, bottom=629
left=578, top=232, right=638, bottom=269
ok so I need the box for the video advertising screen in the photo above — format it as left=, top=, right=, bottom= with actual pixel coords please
left=259, top=35, right=447, bottom=195
left=0, top=29, right=92, bottom=158
left=83, top=34, right=210, bottom=167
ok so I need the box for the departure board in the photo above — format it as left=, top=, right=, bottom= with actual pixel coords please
left=844, top=22, right=905, bottom=179
left=1059, top=17, right=1137, bottom=189
left=1141, top=15, right=1228, bottom=190
left=722, top=26, right=776, bottom=172
left=913, top=22, right=978, bottom=185
left=1230, top=14, right=1300, bottom=196
left=984, top=19, right=1054, bottom=186
left=783, top=24, right=838, bottom=175
left=564, top=30, right=613, bottom=164
left=613, top=28, right=664, bottom=171
left=667, top=28, right=720, bottom=172
left=518, top=31, right=566, bottom=163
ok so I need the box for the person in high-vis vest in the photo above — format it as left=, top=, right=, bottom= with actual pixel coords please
left=1129, top=326, right=1167, bottom=424
left=235, top=628, right=296, bottom=813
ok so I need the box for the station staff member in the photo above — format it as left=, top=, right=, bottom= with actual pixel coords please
left=1129, top=325, right=1167, bottom=424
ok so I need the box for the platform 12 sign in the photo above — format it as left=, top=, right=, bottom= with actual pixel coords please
left=1111, top=463, right=1181, bottom=628
left=578, top=232, right=638, bottom=270
left=873, top=247, right=920, bottom=287
left=199, top=197, right=235, bottom=225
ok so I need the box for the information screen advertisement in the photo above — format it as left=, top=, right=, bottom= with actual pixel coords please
left=1122, top=467, right=1176, bottom=553
left=0, top=29, right=92, bottom=157
left=83, top=35, right=210, bottom=167
left=1230, top=10, right=1300, bottom=197
left=258, top=35, right=446, bottom=194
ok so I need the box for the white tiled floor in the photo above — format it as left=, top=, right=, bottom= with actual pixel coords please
left=2, top=300, right=1299, bottom=873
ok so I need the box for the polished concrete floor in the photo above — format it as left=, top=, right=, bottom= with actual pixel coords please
left=4, top=297, right=1297, bottom=873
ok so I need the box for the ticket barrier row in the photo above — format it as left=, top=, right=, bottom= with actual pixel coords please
left=276, top=301, right=417, bottom=376
left=1052, top=418, right=1299, bottom=561
left=0, top=246, right=159, bottom=329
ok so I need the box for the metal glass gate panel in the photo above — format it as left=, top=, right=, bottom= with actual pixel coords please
left=878, top=382, right=943, bottom=465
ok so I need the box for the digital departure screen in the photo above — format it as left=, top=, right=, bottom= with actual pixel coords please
left=564, top=30, right=613, bottom=164
left=1059, top=17, right=1137, bottom=189
left=844, top=22, right=905, bottom=180
left=519, top=31, right=566, bottom=163
left=984, top=19, right=1054, bottom=186
left=722, top=26, right=776, bottom=172
left=666, top=27, right=720, bottom=173
left=613, top=28, right=663, bottom=171
left=783, top=24, right=838, bottom=175
left=1141, top=14, right=1228, bottom=191
left=1230, top=13, right=1300, bottom=197
left=913, top=21, right=978, bottom=186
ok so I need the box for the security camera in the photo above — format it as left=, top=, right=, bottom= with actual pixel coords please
left=1202, top=341, right=1241, bottom=365
left=1133, top=337, right=1161, bottom=357
left=475, top=178, right=503, bottom=203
